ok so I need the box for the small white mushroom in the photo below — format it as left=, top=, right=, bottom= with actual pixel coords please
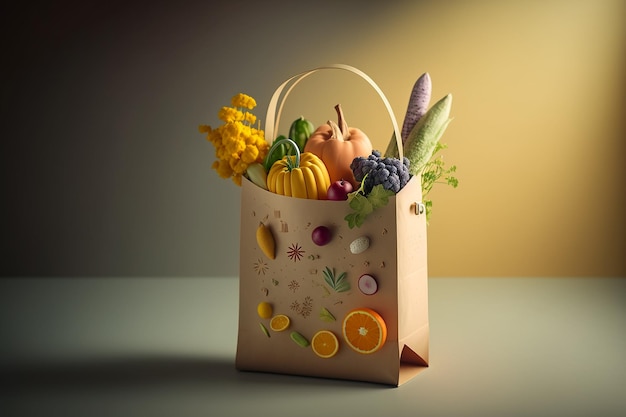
left=349, top=236, right=370, bottom=254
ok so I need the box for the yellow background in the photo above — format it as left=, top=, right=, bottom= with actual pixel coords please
left=2, top=0, right=624, bottom=278
left=248, top=0, right=626, bottom=277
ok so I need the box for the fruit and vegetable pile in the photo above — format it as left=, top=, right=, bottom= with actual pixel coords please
left=200, top=71, right=457, bottom=362
left=199, top=72, right=457, bottom=224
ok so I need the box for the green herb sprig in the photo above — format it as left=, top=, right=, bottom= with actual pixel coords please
left=322, top=267, right=350, bottom=293
left=421, top=142, right=458, bottom=223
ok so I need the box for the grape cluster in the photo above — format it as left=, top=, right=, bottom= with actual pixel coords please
left=350, top=150, right=412, bottom=194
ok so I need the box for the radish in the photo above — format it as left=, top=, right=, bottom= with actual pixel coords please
left=401, top=72, right=432, bottom=145
left=384, top=72, right=432, bottom=158
left=358, top=274, right=378, bottom=295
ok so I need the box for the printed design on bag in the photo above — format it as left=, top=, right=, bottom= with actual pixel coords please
left=310, top=278, right=331, bottom=297
left=288, top=280, right=300, bottom=292
left=311, top=330, right=339, bottom=358
left=259, top=322, right=270, bottom=338
left=257, top=301, right=273, bottom=319
left=357, top=274, right=378, bottom=295
left=253, top=258, right=269, bottom=275
left=286, top=242, right=305, bottom=262
left=256, top=222, right=276, bottom=260
left=311, top=225, right=332, bottom=246
left=269, top=314, right=291, bottom=332
left=342, top=307, right=388, bottom=354
left=349, top=236, right=370, bottom=255
left=322, top=267, right=350, bottom=293
left=290, top=331, right=310, bottom=347
left=319, top=307, right=336, bottom=322
left=290, top=296, right=313, bottom=318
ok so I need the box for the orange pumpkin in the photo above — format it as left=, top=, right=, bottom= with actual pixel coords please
left=303, top=104, right=373, bottom=188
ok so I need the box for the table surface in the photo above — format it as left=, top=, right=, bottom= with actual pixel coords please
left=1, top=277, right=625, bottom=417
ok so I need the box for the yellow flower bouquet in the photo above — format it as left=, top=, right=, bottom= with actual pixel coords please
left=198, top=93, right=268, bottom=186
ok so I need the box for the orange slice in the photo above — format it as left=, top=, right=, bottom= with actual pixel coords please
left=311, top=330, right=339, bottom=358
left=342, top=308, right=387, bottom=354
left=269, top=314, right=290, bottom=332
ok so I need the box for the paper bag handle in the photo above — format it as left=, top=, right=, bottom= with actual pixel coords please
left=264, top=64, right=403, bottom=160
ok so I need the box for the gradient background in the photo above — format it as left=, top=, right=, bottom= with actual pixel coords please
left=2, top=0, right=625, bottom=278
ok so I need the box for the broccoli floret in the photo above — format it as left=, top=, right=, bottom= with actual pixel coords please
left=350, top=150, right=412, bottom=194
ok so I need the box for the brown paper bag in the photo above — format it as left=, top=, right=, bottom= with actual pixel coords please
left=236, top=65, right=429, bottom=386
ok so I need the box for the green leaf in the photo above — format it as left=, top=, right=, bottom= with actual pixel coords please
left=323, top=267, right=334, bottom=288
left=344, top=212, right=365, bottom=229
left=335, top=278, right=350, bottom=292
left=259, top=322, right=271, bottom=338
left=348, top=193, right=373, bottom=214
left=319, top=307, right=336, bottom=322
left=335, top=280, right=351, bottom=292
left=367, top=185, right=394, bottom=209
left=344, top=182, right=393, bottom=228
left=321, top=267, right=350, bottom=292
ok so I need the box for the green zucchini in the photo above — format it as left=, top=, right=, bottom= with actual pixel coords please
left=288, top=116, right=315, bottom=152
left=404, top=93, right=453, bottom=176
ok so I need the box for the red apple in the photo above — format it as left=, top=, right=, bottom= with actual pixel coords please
left=326, top=180, right=354, bottom=201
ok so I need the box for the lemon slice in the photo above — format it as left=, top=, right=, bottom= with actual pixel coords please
left=269, top=314, right=290, bottom=332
